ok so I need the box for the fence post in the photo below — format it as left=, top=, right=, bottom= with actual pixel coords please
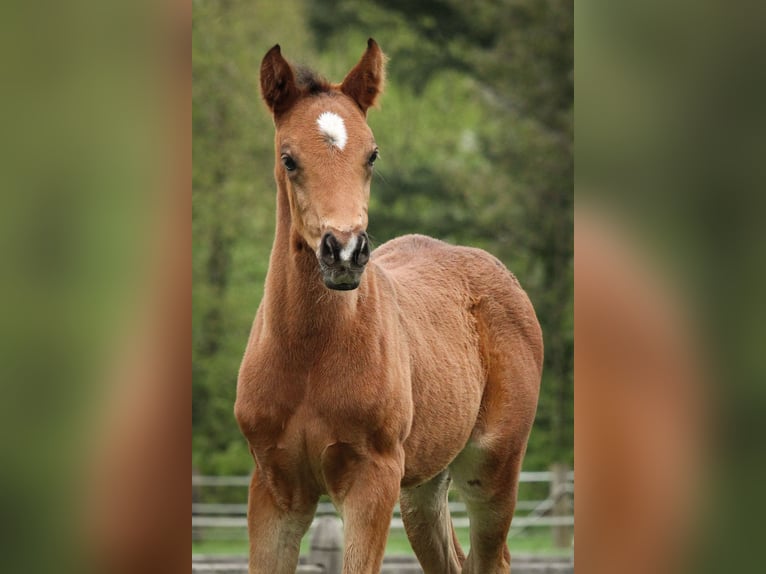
left=550, top=463, right=572, bottom=548
left=309, top=516, right=344, bottom=574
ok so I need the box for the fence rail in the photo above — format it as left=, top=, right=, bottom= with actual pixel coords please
left=193, top=515, right=574, bottom=529
left=192, top=470, right=574, bottom=488
left=193, top=499, right=544, bottom=515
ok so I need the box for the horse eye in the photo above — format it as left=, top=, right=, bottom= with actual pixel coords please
left=368, top=149, right=379, bottom=166
left=281, top=154, right=297, bottom=172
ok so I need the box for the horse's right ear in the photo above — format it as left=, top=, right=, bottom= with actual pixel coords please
left=260, top=45, right=299, bottom=117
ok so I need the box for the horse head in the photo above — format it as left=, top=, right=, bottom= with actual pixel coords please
left=260, top=39, right=386, bottom=290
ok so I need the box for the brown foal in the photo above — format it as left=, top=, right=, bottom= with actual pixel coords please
left=235, top=39, right=543, bottom=574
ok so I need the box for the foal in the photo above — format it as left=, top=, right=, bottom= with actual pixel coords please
left=235, top=39, right=543, bottom=574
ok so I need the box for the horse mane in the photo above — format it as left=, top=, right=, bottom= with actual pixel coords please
left=295, top=66, right=333, bottom=96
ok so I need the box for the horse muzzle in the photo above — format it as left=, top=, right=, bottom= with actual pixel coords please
left=318, top=230, right=370, bottom=290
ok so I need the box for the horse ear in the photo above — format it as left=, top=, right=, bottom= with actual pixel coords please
left=340, top=38, right=387, bottom=115
left=260, top=44, right=299, bottom=117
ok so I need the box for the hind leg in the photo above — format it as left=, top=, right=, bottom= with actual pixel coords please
left=400, top=470, right=465, bottom=574
left=451, top=439, right=525, bottom=573
left=452, top=339, right=541, bottom=571
left=452, top=295, right=542, bottom=572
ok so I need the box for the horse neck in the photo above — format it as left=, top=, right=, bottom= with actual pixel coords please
left=261, top=182, right=364, bottom=340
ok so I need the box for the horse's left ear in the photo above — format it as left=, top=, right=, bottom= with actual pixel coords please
left=340, top=38, right=387, bottom=115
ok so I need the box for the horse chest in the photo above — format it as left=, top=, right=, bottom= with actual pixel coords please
left=248, top=399, right=402, bottom=503
left=245, top=364, right=405, bottom=450
left=240, top=340, right=410, bottom=498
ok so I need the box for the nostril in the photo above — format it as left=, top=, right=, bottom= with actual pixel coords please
left=320, top=232, right=339, bottom=266
left=354, top=232, right=370, bottom=266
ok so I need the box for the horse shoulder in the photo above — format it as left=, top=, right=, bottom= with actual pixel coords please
left=235, top=312, right=310, bottom=450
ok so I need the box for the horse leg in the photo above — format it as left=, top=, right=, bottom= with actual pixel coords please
left=451, top=441, right=524, bottom=574
left=400, top=470, right=465, bottom=574
left=323, top=445, right=402, bottom=574
left=246, top=468, right=316, bottom=574
left=450, top=342, right=541, bottom=572
left=341, top=459, right=401, bottom=573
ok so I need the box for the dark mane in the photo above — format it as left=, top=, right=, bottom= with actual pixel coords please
left=295, top=66, right=333, bottom=95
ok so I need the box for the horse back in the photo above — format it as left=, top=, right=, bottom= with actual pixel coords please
left=373, top=233, right=542, bottom=378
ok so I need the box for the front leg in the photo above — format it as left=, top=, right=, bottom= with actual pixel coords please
left=246, top=466, right=316, bottom=574
left=323, top=443, right=403, bottom=574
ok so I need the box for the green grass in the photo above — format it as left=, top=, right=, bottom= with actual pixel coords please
left=192, top=527, right=572, bottom=557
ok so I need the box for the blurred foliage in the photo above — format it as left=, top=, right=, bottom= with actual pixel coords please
left=193, top=0, right=572, bottom=478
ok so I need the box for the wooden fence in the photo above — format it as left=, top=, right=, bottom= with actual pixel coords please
left=192, top=467, right=573, bottom=550
left=192, top=516, right=574, bottom=573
